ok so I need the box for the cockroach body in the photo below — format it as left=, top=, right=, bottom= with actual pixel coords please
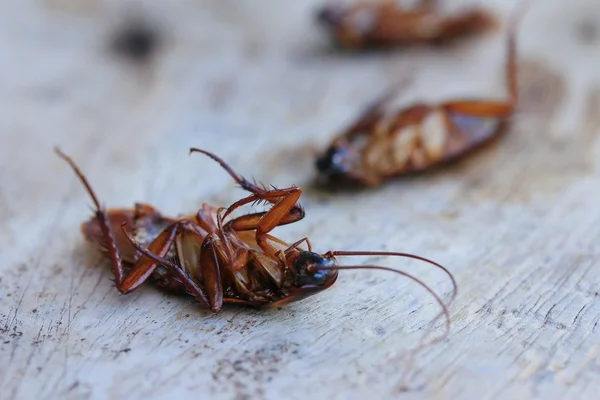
left=56, top=147, right=456, bottom=339
left=317, top=0, right=498, bottom=49
left=316, top=2, right=529, bottom=186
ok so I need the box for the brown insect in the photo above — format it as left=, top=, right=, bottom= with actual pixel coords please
left=316, top=2, right=530, bottom=186
left=56, top=147, right=456, bottom=338
left=316, top=0, right=498, bottom=49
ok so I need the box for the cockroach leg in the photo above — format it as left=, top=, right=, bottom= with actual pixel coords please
left=220, top=188, right=304, bottom=257
left=223, top=187, right=304, bottom=230
left=120, top=224, right=212, bottom=309
left=190, top=148, right=306, bottom=238
left=213, top=206, right=235, bottom=263
left=285, top=237, right=313, bottom=255
left=56, top=145, right=211, bottom=301
left=255, top=233, right=292, bottom=254
left=440, top=1, right=523, bottom=120
left=117, top=222, right=180, bottom=294
left=55, top=147, right=127, bottom=286
left=189, top=147, right=267, bottom=195
left=190, top=147, right=304, bottom=213
left=118, top=219, right=208, bottom=294
left=196, top=188, right=304, bottom=260
left=57, top=147, right=193, bottom=296
left=190, top=146, right=307, bottom=258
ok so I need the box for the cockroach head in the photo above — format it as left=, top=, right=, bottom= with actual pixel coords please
left=292, top=251, right=338, bottom=288
left=316, top=3, right=375, bottom=36
left=316, top=143, right=350, bottom=177
left=316, top=141, right=377, bottom=186
left=316, top=4, right=345, bottom=27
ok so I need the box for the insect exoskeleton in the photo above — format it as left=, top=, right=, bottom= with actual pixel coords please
left=316, top=0, right=498, bottom=49
left=57, top=147, right=456, bottom=343
left=317, top=0, right=531, bottom=185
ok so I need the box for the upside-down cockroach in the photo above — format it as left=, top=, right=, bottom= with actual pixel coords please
left=56, top=147, right=456, bottom=340
left=316, top=0, right=498, bottom=49
left=316, top=1, right=529, bottom=185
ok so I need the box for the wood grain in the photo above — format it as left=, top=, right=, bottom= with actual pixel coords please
left=2, top=0, right=600, bottom=398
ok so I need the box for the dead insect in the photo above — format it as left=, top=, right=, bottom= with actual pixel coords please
left=316, top=2, right=529, bottom=185
left=316, top=0, right=498, bottom=49
left=56, top=147, right=456, bottom=340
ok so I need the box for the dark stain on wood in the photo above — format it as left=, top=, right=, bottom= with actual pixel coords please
left=111, top=17, right=162, bottom=64
left=574, top=17, right=599, bottom=45
left=211, top=342, right=299, bottom=399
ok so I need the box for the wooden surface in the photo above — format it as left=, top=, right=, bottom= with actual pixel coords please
left=2, top=0, right=600, bottom=398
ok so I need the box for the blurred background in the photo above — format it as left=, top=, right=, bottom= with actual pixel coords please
left=2, top=0, right=600, bottom=398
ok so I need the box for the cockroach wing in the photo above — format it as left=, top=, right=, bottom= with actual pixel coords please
left=445, top=112, right=506, bottom=159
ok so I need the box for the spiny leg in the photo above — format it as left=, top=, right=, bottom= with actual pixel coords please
left=221, top=187, right=304, bottom=257
left=189, top=147, right=305, bottom=227
left=256, top=188, right=303, bottom=235
left=223, top=187, right=304, bottom=230
left=121, top=225, right=212, bottom=309
left=118, top=222, right=179, bottom=293
left=55, top=148, right=126, bottom=287
left=56, top=147, right=189, bottom=295
left=236, top=230, right=295, bottom=260
left=235, top=230, right=290, bottom=251
left=284, top=237, right=313, bottom=255
left=119, top=220, right=211, bottom=293
left=189, top=147, right=306, bottom=257
left=256, top=189, right=304, bottom=257
left=198, top=190, right=304, bottom=262
left=189, top=147, right=271, bottom=196
left=441, top=0, right=531, bottom=117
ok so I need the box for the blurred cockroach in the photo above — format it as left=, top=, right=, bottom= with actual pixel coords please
left=316, top=0, right=498, bottom=49
left=56, top=147, right=456, bottom=340
left=316, top=1, right=529, bottom=185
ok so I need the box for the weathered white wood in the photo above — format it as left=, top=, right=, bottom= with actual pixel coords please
left=2, top=0, right=600, bottom=398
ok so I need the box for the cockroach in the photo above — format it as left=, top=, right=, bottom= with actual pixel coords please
left=316, top=1, right=529, bottom=185
left=316, top=0, right=498, bottom=49
left=56, top=147, right=456, bottom=340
